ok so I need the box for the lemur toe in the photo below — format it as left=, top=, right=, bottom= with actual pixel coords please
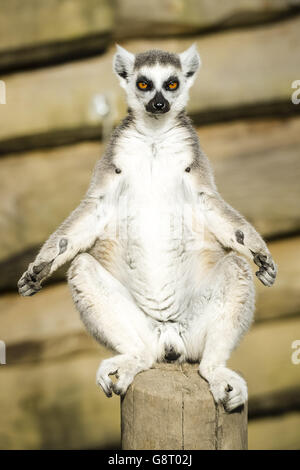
left=207, top=368, right=248, bottom=413
left=96, top=374, right=113, bottom=398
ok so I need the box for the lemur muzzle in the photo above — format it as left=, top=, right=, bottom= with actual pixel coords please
left=146, top=91, right=170, bottom=114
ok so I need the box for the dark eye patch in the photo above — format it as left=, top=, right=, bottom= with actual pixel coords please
left=136, top=75, right=153, bottom=91
left=164, top=76, right=180, bottom=91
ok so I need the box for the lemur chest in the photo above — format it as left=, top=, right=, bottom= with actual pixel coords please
left=114, top=135, right=196, bottom=249
left=115, top=135, right=193, bottom=201
left=107, top=135, right=202, bottom=321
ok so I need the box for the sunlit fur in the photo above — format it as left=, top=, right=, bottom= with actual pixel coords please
left=18, top=45, right=277, bottom=412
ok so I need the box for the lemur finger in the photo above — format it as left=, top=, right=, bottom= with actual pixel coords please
left=256, top=269, right=267, bottom=284
left=258, top=262, right=276, bottom=277
left=18, top=271, right=35, bottom=288
left=264, top=271, right=275, bottom=285
left=252, top=253, right=263, bottom=268
left=261, top=261, right=277, bottom=280
left=17, top=275, right=27, bottom=288
left=19, top=285, right=40, bottom=296
left=18, top=284, right=30, bottom=295
left=256, top=270, right=274, bottom=287
left=266, top=266, right=277, bottom=278
left=252, top=252, right=268, bottom=268
left=22, top=279, right=41, bottom=292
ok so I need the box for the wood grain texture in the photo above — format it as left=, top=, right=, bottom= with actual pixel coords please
left=115, top=0, right=298, bottom=38
left=0, top=0, right=113, bottom=72
left=1, top=0, right=296, bottom=72
left=121, top=362, right=247, bottom=450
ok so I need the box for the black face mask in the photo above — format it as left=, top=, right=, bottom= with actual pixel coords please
left=145, top=91, right=170, bottom=114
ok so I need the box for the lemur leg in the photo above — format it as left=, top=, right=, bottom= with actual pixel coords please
left=185, top=252, right=255, bottom=412
left=68, top=253, right=157, bottom=397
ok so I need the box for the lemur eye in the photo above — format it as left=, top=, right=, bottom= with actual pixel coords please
left=137, top=81, right=148, bottom=90
left=167, top=81, right=178, bottom=90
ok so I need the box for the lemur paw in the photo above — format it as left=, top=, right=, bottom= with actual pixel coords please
left=251, top=250, right=277, bottom=287
left=96, top=356, right=137, bottom=398
left=205, top=367, right=248, bottom=412
left=17, top=260, right=53, bottom=296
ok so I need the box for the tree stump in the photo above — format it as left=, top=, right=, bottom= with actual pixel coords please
left=121, top=362, right=247, bottom=450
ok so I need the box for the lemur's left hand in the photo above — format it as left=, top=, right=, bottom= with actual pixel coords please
left=251, top=250, right=277, bottom=287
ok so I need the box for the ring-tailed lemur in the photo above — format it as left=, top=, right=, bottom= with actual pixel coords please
left=18, top=44, right=277, bottom=412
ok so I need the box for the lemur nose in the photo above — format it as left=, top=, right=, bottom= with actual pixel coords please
left=154, top=101, right=165, bottom=110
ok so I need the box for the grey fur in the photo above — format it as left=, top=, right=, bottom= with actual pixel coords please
left=114, top=56, right=128, bottom=79
left=175, top=111, right=216, bottom=188
left=89, top=111, right=135, bottom=189
left=134, top=50, right=181, bottom=70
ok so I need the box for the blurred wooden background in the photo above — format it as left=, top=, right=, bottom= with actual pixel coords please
left=0, top=0, right=300, bottom=450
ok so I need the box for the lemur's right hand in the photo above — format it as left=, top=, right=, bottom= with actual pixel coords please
left=17, top=259, right=53, bottom=296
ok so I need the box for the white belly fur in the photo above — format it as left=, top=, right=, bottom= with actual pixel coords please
left=94, top=129, right=221, bottom=322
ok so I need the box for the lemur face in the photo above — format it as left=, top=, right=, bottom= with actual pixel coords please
left=113, top=45, right=201, bottom=117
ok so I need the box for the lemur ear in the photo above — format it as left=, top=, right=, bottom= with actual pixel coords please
left=179, top=44, right=201, bottom=79
left=113, top=44, right=135, bottom=82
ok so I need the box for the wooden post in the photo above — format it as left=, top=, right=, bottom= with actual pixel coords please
left=121, top=362, right=247, bottom=450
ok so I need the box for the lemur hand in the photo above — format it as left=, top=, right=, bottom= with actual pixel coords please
left=18, top=237, right=68, bottom=296
left=251, top=250, right=277, bottom=287
left=18, top=259, right=54, bottom=296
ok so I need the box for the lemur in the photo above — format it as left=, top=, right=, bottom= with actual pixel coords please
left=18, top=44, right=277, bottom=412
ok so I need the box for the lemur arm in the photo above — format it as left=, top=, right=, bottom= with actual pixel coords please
left=18, top=194, right=109, bottom=296
left=198, top=188, right=277, bottom=286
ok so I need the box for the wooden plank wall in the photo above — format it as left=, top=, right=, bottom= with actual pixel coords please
left=0, top=0, right=299, bottom=450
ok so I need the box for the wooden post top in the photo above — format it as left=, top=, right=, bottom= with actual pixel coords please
left=121, top=362, right=248, bottom=450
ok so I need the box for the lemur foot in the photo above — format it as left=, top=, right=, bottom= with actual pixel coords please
left=17, top=260, right=53, bottom=296
left=251, top=250, right=277, bottom=287
left=96, top=355, right=149, bottom=398
left=202, top=367, right=248, bottom=412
